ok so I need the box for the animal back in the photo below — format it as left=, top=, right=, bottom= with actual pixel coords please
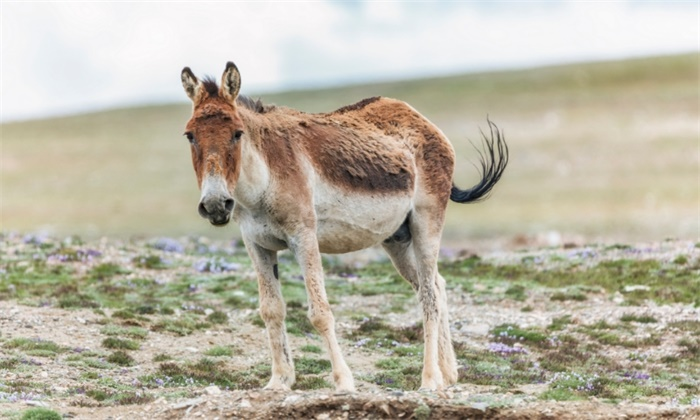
left=301, top=121, right=415, bottom=194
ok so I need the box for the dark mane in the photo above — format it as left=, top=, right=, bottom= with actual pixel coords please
left=200, top=76, right=269, bottom=114
left=201, top=76, right=219, bottom=97
left=237, top=95, right=269, bottom=114
left=332, top=96, right=381, bottom=114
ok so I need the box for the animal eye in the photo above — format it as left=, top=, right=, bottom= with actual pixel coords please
left=184, top=132, right=195, bottom=144
left=233, top=130, right=244, bottom=142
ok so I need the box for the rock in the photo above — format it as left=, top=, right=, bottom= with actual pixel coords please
left=472, top=402, right=488, bottom=411
left=460, top=323, right=490, bottom=336
left=205, top=385, right=221, bottom=395
left=239, top=399, right=252, bottom=408
left=172, top=398, right=203, bottom=410
left=284, top=395, right=302, bottom=405
left=623, top=285, right=650, bottom=293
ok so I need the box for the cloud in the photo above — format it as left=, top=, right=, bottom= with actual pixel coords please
left=1, top=1, right=697, bottom=121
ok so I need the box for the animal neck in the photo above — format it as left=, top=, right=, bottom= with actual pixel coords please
left=232, top=110, right=269, bottom=209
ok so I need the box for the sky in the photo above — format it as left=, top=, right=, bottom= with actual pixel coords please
left=1, top=1, right=698, bottom=122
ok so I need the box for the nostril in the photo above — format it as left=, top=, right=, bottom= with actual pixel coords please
left=224, top=198, right=234, bottom=212
left=198, top=202, right=209, bottom=218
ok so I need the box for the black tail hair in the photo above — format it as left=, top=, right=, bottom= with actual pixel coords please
left=450, top=119, right=509, bottom=203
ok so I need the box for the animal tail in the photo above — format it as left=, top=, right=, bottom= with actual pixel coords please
left=450, top=119, right=509, bottom=204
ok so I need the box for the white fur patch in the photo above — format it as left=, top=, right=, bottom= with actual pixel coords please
left=200, top=174, right=229, bottom=202
left=313, top=176, right=412, bottom=253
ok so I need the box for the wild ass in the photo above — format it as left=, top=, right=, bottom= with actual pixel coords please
left=180, top=62, right=508, bottom=392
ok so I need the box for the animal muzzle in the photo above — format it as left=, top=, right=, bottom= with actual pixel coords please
left=198, top=173, right=234, bottom=226
left=198, top=194, right=234, bottom=226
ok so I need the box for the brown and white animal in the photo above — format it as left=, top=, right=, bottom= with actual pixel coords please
left=180, top=62, right=508, bottom=392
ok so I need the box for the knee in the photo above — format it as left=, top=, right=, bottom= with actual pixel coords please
left=436, top=275, right=446, bottom=291
left=259, top=300, right=285, bottom=324
left=419, top=281, right=438, bottom=306
left=308, top=305, right=334, bottom=333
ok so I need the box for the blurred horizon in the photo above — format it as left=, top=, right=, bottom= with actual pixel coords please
left=2, top=1, right=698, bottom=123
left=3, top=53, right=698, bottom=247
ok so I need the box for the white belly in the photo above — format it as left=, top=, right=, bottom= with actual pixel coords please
left=235, top=180, right=414, bottom=255
left=313, top=180, right=413, bottom=254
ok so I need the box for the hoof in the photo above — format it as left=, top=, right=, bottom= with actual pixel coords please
left=263, top=377, right=293, bottom=391
left=419, top=378, right=444, bottom=391
left=334, top=378, right=356, bottom=394
left=442, top=368, right=459, bottom=386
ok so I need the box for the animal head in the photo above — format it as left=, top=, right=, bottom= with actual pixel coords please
left=181, top=62, right=244, bottom=226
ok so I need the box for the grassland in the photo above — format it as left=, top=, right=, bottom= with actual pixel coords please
left=0, top=234, right=698, bottom=418
left=2, top=53, right=697, bottom=243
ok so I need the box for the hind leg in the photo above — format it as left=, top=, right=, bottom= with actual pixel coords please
left=383, top=212, right=457, bottom=389
left=436, top=273, right=458, bottom=385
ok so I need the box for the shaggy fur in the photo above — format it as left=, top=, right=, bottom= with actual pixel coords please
left=180, top=62, right=508, bottom=392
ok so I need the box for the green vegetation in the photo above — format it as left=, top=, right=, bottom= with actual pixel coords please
left=100, top=325, right=149, bottom=340
left=21, top=408, right=62, bottom=420
left=4, top=338, right=67, bottom=357
left=206, top=310, right=229, bottom=324
left=441, top=256, right=700, bottom=306
left=141, top=358, right=271, bottom=390
left=300, top=344, right=323, bottom=354
left=106, top=351, right=136, bottom=366
left=102, top=337, right=140, bottom=351
left=0, top=227, right=698, bottom=407
left=620, top=314, right=658, bottom=324
left=204, top=345, right=234, bottom=357
left=295, top=357, right=331, bottom=375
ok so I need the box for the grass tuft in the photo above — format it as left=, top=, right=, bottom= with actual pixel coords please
left=204, top=346, right=234, bottom=357
left=21, top=408, right=62, bottom=420
left=102, top=337, right=139, bottom=350
left=206, top=310, right=229, bottom=324
left=106, top=350, right=136, bottom=366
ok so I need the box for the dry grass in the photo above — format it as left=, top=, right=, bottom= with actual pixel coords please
left=2, top=54, right=697, bottom=243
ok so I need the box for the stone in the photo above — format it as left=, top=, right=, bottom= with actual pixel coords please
left=205, top=385, right=221, bottom=395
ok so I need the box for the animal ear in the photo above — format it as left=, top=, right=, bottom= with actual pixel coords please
left=181, top=67, right=201, bottom=102
left=221, top=61, right=241, bottom=103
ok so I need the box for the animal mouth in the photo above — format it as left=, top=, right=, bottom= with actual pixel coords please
left=209, top=216, right=231, bottom=227
left=198, top=196, right=234, bottom=226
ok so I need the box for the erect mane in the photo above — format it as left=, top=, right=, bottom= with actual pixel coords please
left=237, top=95, right=269, bottom=114
left=201, top=76, right=220, bottom=97
left=199, top=76, right=269, bottom=114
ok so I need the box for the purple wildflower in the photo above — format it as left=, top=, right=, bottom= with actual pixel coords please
left=568, top=248, right=596, bottom=260
left=623, top=371, right=650, bottom=380
left=354, top=338, right=371, bottom=348
left=0, top=391, right=45, bottom=402
left=488, top=342, right=528, bottom=355
left=153, top=238, right=185, bottom=253
left=23, top=233, right=48, bottom=245
left=181, top=303, right=204, bottom=312
left=194, top=257, right=241, bottom=273
left=48, top=248, right=102, bottom=263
